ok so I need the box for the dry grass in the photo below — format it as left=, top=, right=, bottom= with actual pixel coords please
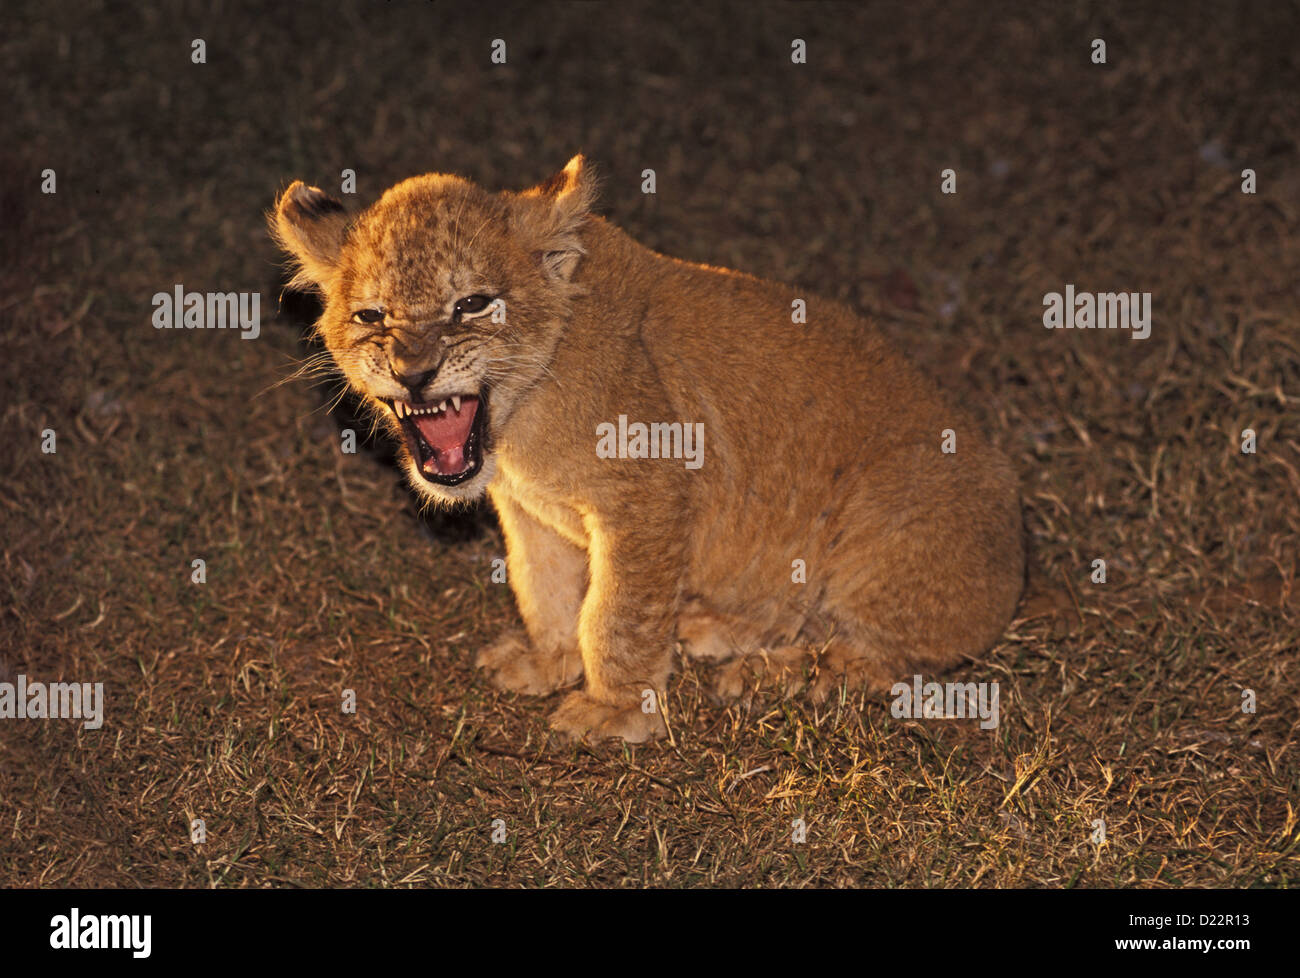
left=1, top=0, right=1297, bottom=887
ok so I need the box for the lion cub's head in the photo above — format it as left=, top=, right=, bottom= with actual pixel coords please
left=272, top=155, right=597, bottom=504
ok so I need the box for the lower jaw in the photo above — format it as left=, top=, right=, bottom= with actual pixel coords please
left=414, top=448, right=483, bottom=487
left=410, top=452, right=492, bottom=497
left=392, top=397, right=489, bottom=488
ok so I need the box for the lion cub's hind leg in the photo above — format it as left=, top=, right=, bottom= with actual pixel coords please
left=677, top=601, right=765, bottom=662
left=679, top=602, right=826, bottom=702
left=713, top=644, right=816, bottom=702
left=805, top=637, right=906, bottom=703
left=711, top=633, right=901, bottom=704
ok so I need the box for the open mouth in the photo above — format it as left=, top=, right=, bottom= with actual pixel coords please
left=388, top=392, right=488, bottom=486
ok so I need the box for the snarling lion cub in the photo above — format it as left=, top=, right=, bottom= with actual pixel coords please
left=273, top=156, right=1024, bottom=743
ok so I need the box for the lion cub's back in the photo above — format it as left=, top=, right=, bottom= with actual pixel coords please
left=651, top=257, right=1022, bottom=645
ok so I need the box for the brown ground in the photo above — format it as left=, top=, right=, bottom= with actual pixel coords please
left=1, top=0, right=1297, bottom=887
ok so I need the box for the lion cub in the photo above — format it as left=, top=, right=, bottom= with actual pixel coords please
left=273, top=156, right=1024, bottom=743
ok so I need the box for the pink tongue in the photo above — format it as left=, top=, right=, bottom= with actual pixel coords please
left=413, top=398, right=478, bottom=473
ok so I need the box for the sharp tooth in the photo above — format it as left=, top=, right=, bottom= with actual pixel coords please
left=451, top=395, right=462, bottom=412
left=397, top=401, right=408, bottom=417
left=439, top=399, right=448, bottom=413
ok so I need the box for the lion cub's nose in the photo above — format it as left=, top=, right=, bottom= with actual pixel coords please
left=387, top=334, right=443, bottom=398
left=390, top=365, right=438, bottom=397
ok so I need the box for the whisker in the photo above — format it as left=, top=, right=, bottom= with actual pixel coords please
left=256, top=354, right=343, bottom=398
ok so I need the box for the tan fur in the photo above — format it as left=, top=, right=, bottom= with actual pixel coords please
left=272, top=156, right=1025, bottom=743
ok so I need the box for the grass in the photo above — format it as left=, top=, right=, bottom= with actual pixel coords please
left=1, top=0, right=1297, bottom=887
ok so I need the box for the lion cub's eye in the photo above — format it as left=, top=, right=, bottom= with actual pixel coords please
left=452, top=294, right=493, bottom=323
left=352, top=309, right=385, bottom=325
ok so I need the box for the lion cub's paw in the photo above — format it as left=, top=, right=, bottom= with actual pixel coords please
left=713, top=645, right=814, bottom=702
left=677, top=610, right=742, bottom=662
left=548, top=690, right=667, bottom=743
left=476, top=631, right=583, bottom=696
left=805, top=643, right=897, bottom=703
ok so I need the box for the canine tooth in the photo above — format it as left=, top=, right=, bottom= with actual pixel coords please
left=452, top=395, right=462, bottom=412
left=397, top=401, right=408, bottom=417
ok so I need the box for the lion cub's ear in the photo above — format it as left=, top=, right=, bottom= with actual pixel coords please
left=514, top=154, right=599, bottom=283
left=271, top=181, right=349, bottom=290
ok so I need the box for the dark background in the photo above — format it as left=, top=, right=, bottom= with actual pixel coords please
left=1, top=0, right=1297, bottom=887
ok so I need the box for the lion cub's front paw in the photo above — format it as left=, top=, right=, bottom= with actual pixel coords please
left=475, top=630, right=583, bottom=696
left=548, top=690, right=668, bottom=743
